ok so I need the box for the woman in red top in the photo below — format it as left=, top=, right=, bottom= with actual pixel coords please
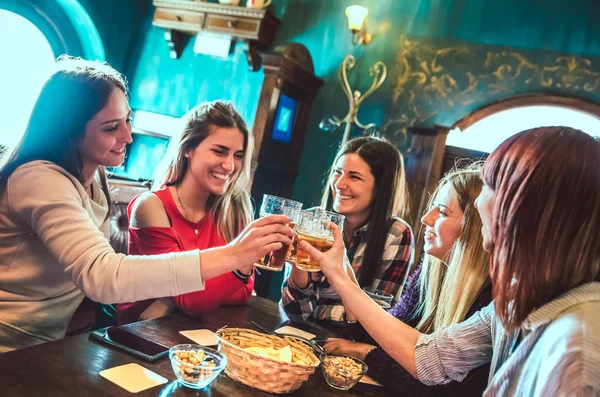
left=117, top=101, right=255, bottom=324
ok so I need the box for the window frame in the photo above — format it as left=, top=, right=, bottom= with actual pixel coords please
left=0, top=0, right=104, bottom=60
left=453, top=94, right=600, bottom=132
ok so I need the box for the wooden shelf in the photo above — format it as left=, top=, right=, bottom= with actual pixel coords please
left=152, top=0, right=280, bottom=71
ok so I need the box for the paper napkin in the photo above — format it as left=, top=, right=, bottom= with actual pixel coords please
left=99, top=363, right=168, bottom=393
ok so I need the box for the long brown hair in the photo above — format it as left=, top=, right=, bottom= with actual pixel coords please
left=0, top=56, right=127, bottom=214
left=482, top=126, right=600, bottom=331
left=320, top=136, right=410, bottom=287
left=152, top=101, right=254, bottom=242
left=416, top=163, right=490, bottom=333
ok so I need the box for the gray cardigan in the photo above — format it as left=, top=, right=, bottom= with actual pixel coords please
left=0, top=161, right=203, bottom=352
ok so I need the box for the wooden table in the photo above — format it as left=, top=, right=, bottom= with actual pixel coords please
left=0, top=297, right=390, bottom=396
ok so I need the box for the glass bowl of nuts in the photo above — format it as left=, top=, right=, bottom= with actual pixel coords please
left=169, top=344, right=226, bottom=389
left=320, top=354, right=368, bottom=390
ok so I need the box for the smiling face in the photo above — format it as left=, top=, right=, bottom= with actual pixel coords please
left=421, top=182, right=464, bottom=262
left=185, top=126, right=245, bottom=196
left=330, top=153, right=376, bottom=221
left=77, top=88, right=132, bottom=169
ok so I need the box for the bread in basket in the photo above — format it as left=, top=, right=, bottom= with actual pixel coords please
left=215, top=327, right=320, bottom=394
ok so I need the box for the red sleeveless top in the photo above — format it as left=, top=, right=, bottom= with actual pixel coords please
left=116, top=187, right=253, bottom=324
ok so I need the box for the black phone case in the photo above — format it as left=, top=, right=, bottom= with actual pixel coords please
left=89, top=327, right=169, bottom=362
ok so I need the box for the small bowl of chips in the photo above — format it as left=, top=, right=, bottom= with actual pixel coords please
left=169, top=344, right=226, bottom=389
left=320, top=354, right=368, bottom=390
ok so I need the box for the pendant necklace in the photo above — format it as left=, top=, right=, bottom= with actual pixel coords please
left=175, top=186, right=203, bottom=247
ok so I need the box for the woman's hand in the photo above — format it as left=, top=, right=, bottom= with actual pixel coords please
left=323, top=338, right=376, bottom=361
left=297, top=223, right=349, bottom=288
left=200, top=215, right=293, bottom=281
left=228, top=214, right=294, bottom=267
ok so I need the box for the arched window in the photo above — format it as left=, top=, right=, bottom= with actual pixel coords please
left=447, top=96, right=600, bottom=153
left=0, top=10, right=55, bottom=149
left=0, top=1, right=105, bottom=150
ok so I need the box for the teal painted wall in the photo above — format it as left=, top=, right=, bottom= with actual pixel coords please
left=78, top=0, right=149, bottom=72
left=121, top=0, right=600, bottom=208
left=286, top=0, right=600, bottom=207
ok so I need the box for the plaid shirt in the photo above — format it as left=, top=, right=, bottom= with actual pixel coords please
left=281, top=217, right=414, bottom=326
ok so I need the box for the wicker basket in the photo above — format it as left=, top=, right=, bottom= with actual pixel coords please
left=215, top=327, right=320, bottom=394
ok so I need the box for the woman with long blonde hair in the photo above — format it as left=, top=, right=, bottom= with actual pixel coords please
left=116, top=101, right=257, bottom=323
left=324, top=164, right=491, bottom=396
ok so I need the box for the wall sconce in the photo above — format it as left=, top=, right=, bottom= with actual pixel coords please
left=345, top=5, right=372, bottom=45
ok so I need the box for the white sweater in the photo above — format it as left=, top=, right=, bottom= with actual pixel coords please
left=0, top=161, right=204, bottom=352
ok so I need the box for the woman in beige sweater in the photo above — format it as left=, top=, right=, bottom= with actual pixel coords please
left=0, top=56, right=292, bottom=352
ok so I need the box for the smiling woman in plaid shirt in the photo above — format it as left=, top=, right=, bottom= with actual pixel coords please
left=281, top=137, right=414, bottom=326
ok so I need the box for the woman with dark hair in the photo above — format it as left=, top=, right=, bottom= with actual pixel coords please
left=302, top=127, right=600, bottom=395
left=281, top=136, right=414, bottom=326
left=116, top=101, right=256, bottom=323
left=0, top=57, right=292, bottom=352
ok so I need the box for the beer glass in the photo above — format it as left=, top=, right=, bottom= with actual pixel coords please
left=254, top=195, right=302, bottom=272
left=294, top=209, right=344, bottom=272
left=285, top=209, right=313, bottom=265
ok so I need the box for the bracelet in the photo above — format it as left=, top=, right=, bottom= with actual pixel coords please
left=344, top=312, right=358, bottom=324
left=233, top=269, right=253, bottom=279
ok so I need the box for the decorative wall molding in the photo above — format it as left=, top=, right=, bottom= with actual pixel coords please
left=384, top=35, right=600, bottom=144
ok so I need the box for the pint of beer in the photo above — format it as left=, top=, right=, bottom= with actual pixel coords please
left=294, top=232, right=335, bottom=272
left=293, top=210, right=344, bottom=272
left=254, top=195, right=302, bottom=272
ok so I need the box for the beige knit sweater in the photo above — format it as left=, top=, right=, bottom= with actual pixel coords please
left=0, top=161, right=204, bottom=352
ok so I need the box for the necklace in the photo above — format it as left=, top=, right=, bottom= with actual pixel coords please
left=175, top=187, right=203, bottom=247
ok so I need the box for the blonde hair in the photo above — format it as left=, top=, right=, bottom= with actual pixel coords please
left=152, top=101, right=254, bottom=242
left=416, top=163, right=490, bottom=333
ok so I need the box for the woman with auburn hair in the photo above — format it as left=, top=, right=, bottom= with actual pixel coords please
left=302, top=126, right=600, bottom=395
left=116, top=101, right=256, bottom=323
left=0, top=57, right=292, bottom=352
left=324, top=164, right=492, bottom=396
left=281, top=136, right=414, bottom=326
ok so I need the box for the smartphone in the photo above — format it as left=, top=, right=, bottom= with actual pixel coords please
left=89, top=326, right=169, bottom=362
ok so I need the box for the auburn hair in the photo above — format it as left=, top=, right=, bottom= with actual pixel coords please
left=481, top=126, right=600, bottom=331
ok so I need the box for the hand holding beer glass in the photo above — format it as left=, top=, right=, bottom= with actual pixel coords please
left=253, top=195, right=302, bottom=272
left=293, top=209, right=344, bottom=272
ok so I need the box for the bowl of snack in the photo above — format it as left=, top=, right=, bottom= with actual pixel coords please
left=216, top=328, right=320, bottom=394
left=169, top=344, right=226, bottom=389
left=320, top=354, right=368, bottom=390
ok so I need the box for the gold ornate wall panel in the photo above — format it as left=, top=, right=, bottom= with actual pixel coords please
left=384, top=35, right=600, bottom=144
